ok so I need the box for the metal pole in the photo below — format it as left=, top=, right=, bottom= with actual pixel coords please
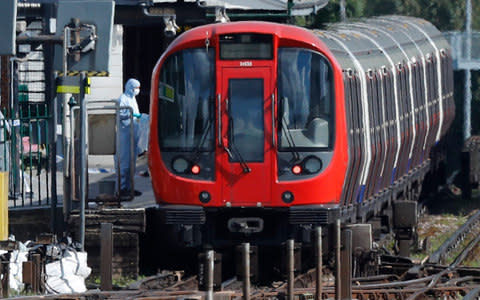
left=315, top=227, right=322, bottom=300
left=70, top=106, right=78, bottom=206
left=466, top=0, right=472, bottom=58
left=339, top=0, right=346, bottom=22
left=464, top=0, right=472, bottom=141
left=287, top=239, right=295, bottom=300
left=129, top=109, right=134, bottom=199
left=44, top=2, right=58, bottom=233
left=63, top=27, right=69, bottom=76
left=335, top=219, right=341, bottom=300
left=62, top=25, right=71, bottom=220
left=62, top=95, right=71, bottom=219
left=9, top=58, right=19, bottom=201
left=115, top=101, right=121, bottom=199
left=206, top=250, right=214, bottom=300
left=79, top=73, right=87, bottom=251
left=242, top=243, right=251, bottom=300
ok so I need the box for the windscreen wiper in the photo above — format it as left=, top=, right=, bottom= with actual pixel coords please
left=225, top=118, right=250, bottom=173
left=193, top=118, right=212, bottom=162
left=230, top=143, right=251, bottom=173
left=281, top=114, right=301, bottom=162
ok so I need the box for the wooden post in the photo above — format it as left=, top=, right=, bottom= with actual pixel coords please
left=32, top=254, right=42, bottom=294
left=100, top=223, right=113, bottom=291
left=340, top=229, right=352, bottom=300
left=1, top=252, right=10, bottom=298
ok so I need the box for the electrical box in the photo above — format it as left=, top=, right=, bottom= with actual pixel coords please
left=53, top=0, right=114, bottom=75
left=0, top=0, right=16, bottom=56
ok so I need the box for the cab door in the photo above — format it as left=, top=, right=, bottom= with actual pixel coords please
left=219, top=67, right=274, bottom=206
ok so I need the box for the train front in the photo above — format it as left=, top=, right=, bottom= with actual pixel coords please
left=149, top=22, right=348, bottom=248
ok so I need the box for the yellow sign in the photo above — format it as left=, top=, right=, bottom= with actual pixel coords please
left=57, top=85, right=80, bottom=94
left=56, top=76, right=91, bottom=94
left=0, top=172, right=9, bottom=241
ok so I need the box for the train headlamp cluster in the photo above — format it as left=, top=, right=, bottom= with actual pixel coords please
left=292, top=156, right=322, bottom=175
left=172, top=157, right=201, bottom=175
left=304, top=156, right=322, bottom=173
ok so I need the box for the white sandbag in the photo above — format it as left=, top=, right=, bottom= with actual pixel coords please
left=45, top=275, right=87, bottom=294
left=45, top=250, right=91, bottom=294
left=9, top=242, right=28, bottom=292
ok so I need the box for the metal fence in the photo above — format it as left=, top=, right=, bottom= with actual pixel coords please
left=5, top=20, right=54, bottom=208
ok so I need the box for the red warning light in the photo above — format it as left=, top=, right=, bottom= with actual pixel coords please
left=191, top=165, right=201, bottom=174
left=292, top=165, right=302, bottom=175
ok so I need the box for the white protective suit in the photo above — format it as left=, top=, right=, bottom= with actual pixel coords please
left=116, top=78, right=140, bottom=193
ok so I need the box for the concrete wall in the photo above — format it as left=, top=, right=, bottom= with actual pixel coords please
left=86, top=24, right=123, bottom=102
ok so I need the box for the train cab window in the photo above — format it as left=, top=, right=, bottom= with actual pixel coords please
left=228, top=79, right=264, bottom=162
left=278, top=48, right=334, bottom=150
left=157, top=48, right=215, bottom=151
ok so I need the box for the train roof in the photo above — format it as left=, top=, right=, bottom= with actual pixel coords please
left=314, top=15, right=451, bottom=72
left=165, top=20, right=324, bottom=53
left=160, top=16, right=449, bottom=74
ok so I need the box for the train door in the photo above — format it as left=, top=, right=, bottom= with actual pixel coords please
left=219, top=67, right=274, bottom=206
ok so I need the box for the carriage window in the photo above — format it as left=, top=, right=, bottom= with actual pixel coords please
left=278, top=48, right=334, bottom=150
left=158, top=49, right=215, bottom=151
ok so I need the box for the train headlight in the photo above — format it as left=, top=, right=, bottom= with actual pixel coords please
left=282, top=191, right=294, bottom=204
left=172, top=157, right=189, bottom=173
left=303, top=156, right=322, bottom=174
left=199, top=191, right=211, bottom=203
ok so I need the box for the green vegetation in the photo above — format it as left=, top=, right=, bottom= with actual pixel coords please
left=303, top=0, right=480, bottom=31
left=413, top=211, right=480, bottom=268
left=412, top=214, right=468, bottom=261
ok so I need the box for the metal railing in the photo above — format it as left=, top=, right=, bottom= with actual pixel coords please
left=444, top=31, right=480, bottom=70
left=6, top=20, right=54, bottom=208
left=6, top=101, right=52, bottom=208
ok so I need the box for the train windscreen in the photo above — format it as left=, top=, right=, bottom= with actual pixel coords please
left=228, top=78, right=265, bottom=162
left=278, top=48, right=334, bottom=150
left=157, top=48, right=215, bottom=151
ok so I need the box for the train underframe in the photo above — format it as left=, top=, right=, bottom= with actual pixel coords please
left=151, top=160, right=432, bottom=280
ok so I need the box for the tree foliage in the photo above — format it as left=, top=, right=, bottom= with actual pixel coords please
left=312, top=0, right=478, bottom=31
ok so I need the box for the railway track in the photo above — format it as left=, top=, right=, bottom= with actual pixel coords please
left=15, top=211, right=480, bottom=299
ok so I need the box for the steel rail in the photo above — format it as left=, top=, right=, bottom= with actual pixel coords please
left=407, top=221, right=480, bottom=300
left=428, top=209, right=480, bottom=264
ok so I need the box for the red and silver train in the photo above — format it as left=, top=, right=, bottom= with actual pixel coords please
left=148, top=16, right=454, bottom=255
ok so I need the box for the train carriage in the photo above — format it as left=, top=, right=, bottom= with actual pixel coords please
left=148, top=16, right=454, bottom=259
